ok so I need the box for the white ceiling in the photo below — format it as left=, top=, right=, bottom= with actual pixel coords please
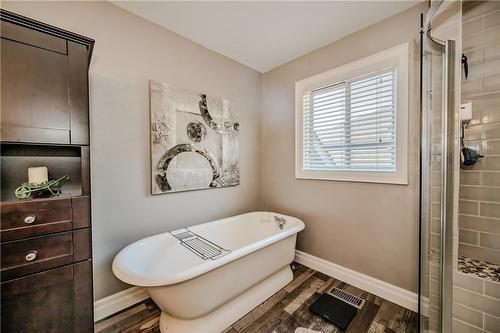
left=113, top=1, right=420, bottom=73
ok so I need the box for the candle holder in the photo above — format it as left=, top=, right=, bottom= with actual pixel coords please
left=15, top=175, right=69, bottom=199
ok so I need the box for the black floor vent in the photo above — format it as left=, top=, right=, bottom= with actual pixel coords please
left=327, top=287, right=365, bottom=309
left=309, top=288, right=365, bottom=330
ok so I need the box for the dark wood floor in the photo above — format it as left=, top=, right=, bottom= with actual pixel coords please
left=95, top=263, right=417, bottom=333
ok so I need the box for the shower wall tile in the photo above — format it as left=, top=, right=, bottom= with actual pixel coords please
left=461, top=171, right=481, bottom=185
left=479, top=232, right=500, bottom=250
left=460, top=200, right=480, bottom=215
left=481, top=171, right=500, bottom=185
left=460, top=229, right=480, bottom=245
left=478, top=155, right=500, bottom=170
left=484, top=314, right=500, bottom=332
left=463, top=28, right=500, bottom=51
left=460, top=185, right=500, bottom=202
left=485, top=43, right=500, bottom=62
left=467, top=59, right=500, bottom=81
left=454, top=271, right=484, bottom=293
left=480, top=201, right=500, bottom=218
left=481, top=108, right=500, bottom=124
left=483, top=73, right=500, bottom=92
left=483, top=123, right=500, bottom=139
left=431, top=217, right=441, bottom=234
left=458, top=1, right=500, bottom=263
left=464, top=48, right=485, bottom=66
left=431, top=170, right=442, bottom=185
left=459, top=214, right=500, bottom=234
left=483, top=139, right=500, bottom=154
left=460, top=243, right=500, bottom=264
left=456, top=4, right=500, bottom=330
left=484, top=9, right=500, bottom=29
left=484, top=280, right=500, bottom=299
left=463, top=1, right=500, bottom=22
left=453, top=303, right=484, bottom=328
left=453, top=286, right=500, bottom=317
left=462, top=78, right=483, bottom=97
left=464, top=125, right=484, bottom=140
left=452, top=319, right=485, bottom=333
left=463, top=16, right=483, bottom=36
left=463, top=140, right=483, bottom=153
left=468, top=91, right=500, bottom=108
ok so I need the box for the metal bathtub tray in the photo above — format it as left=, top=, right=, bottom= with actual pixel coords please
left=171, top=228, right=230, bottom=260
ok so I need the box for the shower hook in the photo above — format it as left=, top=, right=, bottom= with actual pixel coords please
left=462, top=54, right=469, bottom=79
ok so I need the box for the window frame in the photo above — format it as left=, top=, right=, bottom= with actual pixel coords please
left=295, top=43, right=409, bottom=185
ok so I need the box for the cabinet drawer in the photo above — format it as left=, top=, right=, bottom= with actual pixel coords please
left=0, top=229, right=91, bottom=281
left=1, top=198, right=72, bottom=241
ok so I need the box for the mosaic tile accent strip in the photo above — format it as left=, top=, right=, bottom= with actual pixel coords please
left=458, top=255, right=500, bottom=282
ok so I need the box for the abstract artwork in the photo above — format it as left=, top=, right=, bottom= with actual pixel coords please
left=150, top=81, right=239, bottom=194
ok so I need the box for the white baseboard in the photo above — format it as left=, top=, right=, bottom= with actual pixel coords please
left=294, top=250, right=418, bottom=312
left=94, top=286, right=149, bottom=322
left=94, top=251, right=418, bottom=322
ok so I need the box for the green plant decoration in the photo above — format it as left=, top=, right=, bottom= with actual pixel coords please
left=15, top=175, right=70, bottom=199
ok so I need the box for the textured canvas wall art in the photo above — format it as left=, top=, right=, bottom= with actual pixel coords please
left=150, top=81, right=239, bottom=194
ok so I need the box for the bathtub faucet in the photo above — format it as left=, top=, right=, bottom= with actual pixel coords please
left=274, top=216, right=286, bottom=229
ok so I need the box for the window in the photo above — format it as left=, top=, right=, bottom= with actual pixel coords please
left=295, top=43, right=409, bottom=184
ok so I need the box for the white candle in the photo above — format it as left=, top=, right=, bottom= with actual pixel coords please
left=28, top=167, right=48, bottom=185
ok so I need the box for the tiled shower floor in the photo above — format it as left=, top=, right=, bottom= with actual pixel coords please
left=458, top=255, right=500, bottom=283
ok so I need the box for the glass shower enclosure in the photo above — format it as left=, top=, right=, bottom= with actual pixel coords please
left=419, top=1, right=457, bottom=332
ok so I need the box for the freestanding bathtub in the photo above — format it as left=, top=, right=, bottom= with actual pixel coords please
left=112, top=212, right=304, bottom=332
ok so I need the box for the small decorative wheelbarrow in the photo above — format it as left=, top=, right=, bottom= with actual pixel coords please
left=15, top=175, right=70, bottom=199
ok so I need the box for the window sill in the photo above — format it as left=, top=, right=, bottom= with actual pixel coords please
left=295, top=171, right=408, bottom=185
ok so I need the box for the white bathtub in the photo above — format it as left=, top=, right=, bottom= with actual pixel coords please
left=112, top=212, right=304, bottom=332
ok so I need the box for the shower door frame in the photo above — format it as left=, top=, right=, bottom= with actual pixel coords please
left=419, top=1, right=457, bottom=332
left=440, top=38, right=455, bottom=333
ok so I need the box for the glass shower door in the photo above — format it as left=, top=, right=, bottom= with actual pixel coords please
left=419, top=4, right=456, bottom=332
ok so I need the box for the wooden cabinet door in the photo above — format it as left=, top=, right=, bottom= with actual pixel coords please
left=1, top=260, right=93, bottom=333
left=1, top=21, right=71, bottom=144
left=0, top=21, right=90, bottom=145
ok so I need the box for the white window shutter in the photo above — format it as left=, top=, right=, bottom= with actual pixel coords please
left=302, top=68, right=396, bottom=172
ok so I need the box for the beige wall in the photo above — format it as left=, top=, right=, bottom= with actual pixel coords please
left=459, top=0, right=500, bottom=265
left=2, top=1, right=429, bottom=299
left=1, top=1, right=263, bottom=300
left=262, top=3, right=425, bottom=292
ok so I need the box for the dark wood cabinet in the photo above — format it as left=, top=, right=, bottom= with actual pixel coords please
left=0, top=13, right=91, bottom=145
left=1, top=261, right=93, bottom=333
left=0, top=9, right=94, bottom=333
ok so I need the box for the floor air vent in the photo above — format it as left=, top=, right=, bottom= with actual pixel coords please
left=309, top=287, right=365, bottom=330
left=327, top=287, right=365, bottom=310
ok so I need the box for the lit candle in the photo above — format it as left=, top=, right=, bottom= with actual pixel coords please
left=28, top=167, right=48, bottom=185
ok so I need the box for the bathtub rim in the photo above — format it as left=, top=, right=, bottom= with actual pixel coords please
left=112, top=211, right=304, bottom=287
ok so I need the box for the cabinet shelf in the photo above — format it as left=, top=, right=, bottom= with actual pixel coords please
left=0, top=143, right=89, bottom=202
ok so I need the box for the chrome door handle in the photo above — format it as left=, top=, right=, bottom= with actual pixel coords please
left=24, top=215, right=36, bottom=224
left=25, top=250, right=38, bottom=261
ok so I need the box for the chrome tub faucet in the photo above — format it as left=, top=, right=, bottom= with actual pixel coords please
left=274, top=216, right=286, bottom=229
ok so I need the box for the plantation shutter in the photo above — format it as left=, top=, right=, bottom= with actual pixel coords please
left=302, top=67, right=396, bottom=172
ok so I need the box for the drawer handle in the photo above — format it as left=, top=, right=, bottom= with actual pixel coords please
left=24, top=215, right=36, bottom=224
left=25, top=251, right=38, bottom=262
